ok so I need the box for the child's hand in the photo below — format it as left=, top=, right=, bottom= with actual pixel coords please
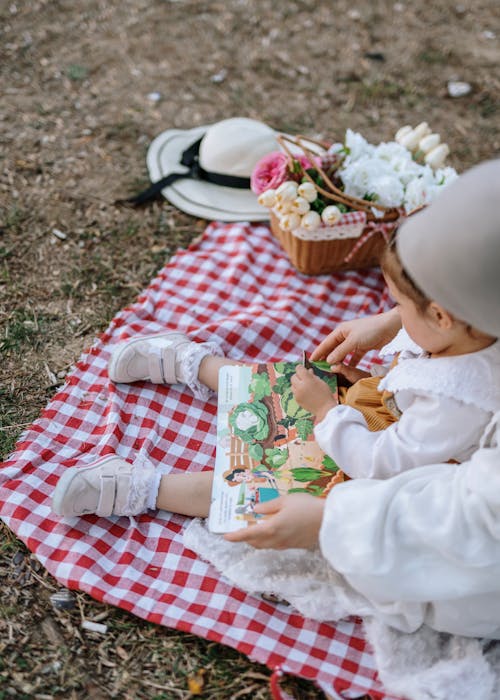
left=291, top=365, right=337, bottom=421
left=224, top=494, right=325, bottom=550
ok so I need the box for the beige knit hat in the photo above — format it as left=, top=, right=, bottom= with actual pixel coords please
left=397, top=159, right=500, bottom=336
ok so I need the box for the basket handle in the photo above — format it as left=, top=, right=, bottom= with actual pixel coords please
left=277, top=133, right=398, bottom=220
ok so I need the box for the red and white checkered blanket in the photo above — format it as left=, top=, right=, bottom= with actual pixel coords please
left=0, top=222, right=399, bottom=700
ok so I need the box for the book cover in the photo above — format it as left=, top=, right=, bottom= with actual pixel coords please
left=208, top=360, right=345, bottom=533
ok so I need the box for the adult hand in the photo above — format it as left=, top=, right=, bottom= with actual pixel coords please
left=310, top=308, right=401, bottom=366
left=224, top=494, right=325, bottom=550
left=291, top=365, right=337, bottom=421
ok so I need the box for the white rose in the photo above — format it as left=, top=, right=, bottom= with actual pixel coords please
left=344, top=128, right=375, bottom=162
left=257, top=189, right=277, bottom=208
left=321, top=205, right=342, bottom=226
left=371, top=175, right=405, bottom=207
left=275, top=180, right=298, bottom=202
left=297, top=182, right=317, bottom=202
left=291, top=196, right=310, bottom=215
left=404, top=175, right=436, bottom=212
left=434, top=166, right=458, bottom=186
left=300, top=210, right=322, bottom=231
left=374, top=141, right=410, bottom=163
left=425, top=143, right=450, bottom=169
left=418, top=133, right=441, bottom=155
left=280, top=212, right=301, bottom=231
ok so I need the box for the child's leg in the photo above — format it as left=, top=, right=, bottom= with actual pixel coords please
left=155, top=471, right=213, bottom=517
left=108, top=331, right=240, bottom=400
left=197, top=355, right=241, bottom=393
left=52, top=454, right=214, bottom=519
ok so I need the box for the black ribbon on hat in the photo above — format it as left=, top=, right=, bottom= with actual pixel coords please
left=116, top=137, right=251, bottom=207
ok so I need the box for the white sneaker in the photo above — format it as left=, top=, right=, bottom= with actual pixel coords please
left=52, top=455, right=136, bottom=517
left=108, top=332, right=193, bottom=384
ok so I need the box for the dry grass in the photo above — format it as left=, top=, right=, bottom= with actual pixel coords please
left=1, top=0, right=499, bottom=697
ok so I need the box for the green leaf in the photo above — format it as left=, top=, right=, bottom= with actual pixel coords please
left=249, top=371, right=272, bottom=400
left=248, top=443, right=264, bottom=460
left=321, top=454, right=339, bottom=473
left=264, top=447, right=289, bottom=468
left=290, top=467, right=324, bottom=482
left=310, top=198, right=326, bottom=214
left=229, top=401, right=269, bottom=442
left=295, top=417, right=314, bottom=440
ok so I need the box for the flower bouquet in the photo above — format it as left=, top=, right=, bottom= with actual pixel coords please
left=251, top=125, right=458, bottom=275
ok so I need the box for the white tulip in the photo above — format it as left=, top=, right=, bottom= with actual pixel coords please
left=399, top=122, right=432, bottom=152
left=413, top=122, right=431, bottom=139
left=425, top=143, right=450, bottom=169
left=275, top=180, right=299, bottom=202
left=395, top=125, right=413, bottom=143
left=274, top=200, right=293, bottom=215
left=418, top=133, right=441, bottom=154
left=291, top=196, right=310, bottom=215
left=297, top=181, right=318, bottom=203
left=300, top=210, right=322, bottom=231
left=257, top=189, right=277, bottom=208
left=280, top=212, right=301, bottom=231
left=321, top=205, right=342, bottom=226
left=399, top=130, right=422, bottom=152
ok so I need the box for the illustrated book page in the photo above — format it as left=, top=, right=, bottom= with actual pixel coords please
left=208, top=360, right=345, bottom=533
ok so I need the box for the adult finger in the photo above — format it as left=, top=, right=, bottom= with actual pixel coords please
left=310, top=330, right=346, bottom=361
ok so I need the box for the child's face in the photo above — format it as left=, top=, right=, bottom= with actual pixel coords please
left=385, top=275, right=444, bottom=354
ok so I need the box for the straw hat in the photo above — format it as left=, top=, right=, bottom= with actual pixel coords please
left=142, top=117, right=279, bottom=221
left=397, top=159, right=500, bottom=336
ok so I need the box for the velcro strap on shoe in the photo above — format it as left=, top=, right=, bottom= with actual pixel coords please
left=160, top=346, right=178, bottom=384
left=96, top=474, right=117, bottom=516
left=148, top=353, right=165, bottom=384
left=147, top=347, right=178, bottom=384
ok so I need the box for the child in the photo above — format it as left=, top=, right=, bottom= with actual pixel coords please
left=52, top=160, right=500, bottom=536
left=289, top=229, right=500, bottom=481
left=53, top=160, right=500, bottom=638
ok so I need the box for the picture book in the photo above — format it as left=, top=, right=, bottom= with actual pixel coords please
left=208, top=359, right=346, bottom=533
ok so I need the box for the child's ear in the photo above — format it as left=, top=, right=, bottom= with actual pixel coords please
left=428, top=302, right=454, bottom=329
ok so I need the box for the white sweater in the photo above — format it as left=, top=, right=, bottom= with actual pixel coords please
left=320, top=412, right=500, bottom=637
left=185, top=413, right=500, bottom=638
left=314, top=330, right=500, bottom=478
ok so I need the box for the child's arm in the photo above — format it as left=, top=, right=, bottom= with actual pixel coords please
left=224, top=493, right=325, bottom=549
left=315, top=393, right=490, bottom=480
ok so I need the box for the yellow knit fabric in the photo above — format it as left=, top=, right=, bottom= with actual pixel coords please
left=338, top=375, right=399, bottom=432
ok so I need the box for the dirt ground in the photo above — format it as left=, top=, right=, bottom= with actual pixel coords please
left=1, top=0, right=499, bottom=698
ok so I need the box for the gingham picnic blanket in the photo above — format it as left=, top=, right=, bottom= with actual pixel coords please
left=0, top=222, right=398, bottom=700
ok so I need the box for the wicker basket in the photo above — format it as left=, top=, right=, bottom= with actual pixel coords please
left=270, top=212, right=393, bottom=274
left=269, top=135, right=402, bottom=275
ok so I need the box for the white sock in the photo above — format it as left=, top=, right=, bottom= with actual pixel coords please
left=124, top=456, right=157, bottom=514
left=145, top=464, right=171, bottom=510
left=177, top=340, right=224, bottom=401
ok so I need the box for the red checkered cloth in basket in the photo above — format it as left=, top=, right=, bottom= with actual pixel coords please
left=0, top=222, right=400, bottom=700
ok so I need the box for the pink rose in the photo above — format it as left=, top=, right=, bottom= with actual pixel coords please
left=295, top=154, right=319, bottom=171
left=251, top=151, right=289, bottom=194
